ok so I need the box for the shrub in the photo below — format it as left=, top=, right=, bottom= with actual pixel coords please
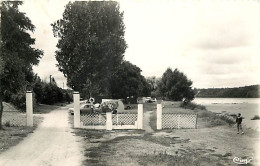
left=180, top=102, right=206, bottom=110
left=4, top=121, right=11, bottom=127
left=251, top=115, right=260, bottom=120
left=10, top=90, right=37, bottom=111
left=207, top=119, right=227, bottom=127
left=197, top=111, right=215, bottom=118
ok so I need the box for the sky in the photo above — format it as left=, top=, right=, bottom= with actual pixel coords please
left=19, top=0, right=260, bottom=89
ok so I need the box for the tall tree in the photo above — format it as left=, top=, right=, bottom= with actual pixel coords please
left=110, top=61, right=151, bottom=100
left=158, top=68, right=195, bottom=101
left=0, top=1, right=43, bottom=129
left=52, top=1, right=127, bottom=98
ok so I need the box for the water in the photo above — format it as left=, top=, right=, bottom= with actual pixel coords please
left=194, top=98, right=260, bottom=130
left=194, top=98, right=260, bottom=105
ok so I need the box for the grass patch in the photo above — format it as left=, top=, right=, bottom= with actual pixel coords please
left=72, top=129, right=105, bottom=139
left=0, top=127, right=35, bottom=153
left=251, top=115, right=260, bottom=120
left=149, top=111, right=157, bottom=131
left=137, top=152, right=203, bottom=166
left=74, top=129, right=228, bottom=166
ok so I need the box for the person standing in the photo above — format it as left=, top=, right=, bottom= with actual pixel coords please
left=236, top=113, right=244, bottom=134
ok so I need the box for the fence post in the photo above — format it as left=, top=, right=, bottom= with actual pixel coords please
left=137, top=104, right=143, bottom=129
left=106, top=112, right=112, bottom=130
left=157, top=104, right=162, bottom=130
left=73, top=92, right=80, bottom=128
left=26, top=91, right=33, bottom=127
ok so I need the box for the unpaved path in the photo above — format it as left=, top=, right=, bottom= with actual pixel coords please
left=0, top=106, right=84, bottom=166
left=143, top=111, right=153, bottom=133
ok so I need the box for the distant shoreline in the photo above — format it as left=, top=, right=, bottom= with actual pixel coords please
left=195, top=85, right=259, bottom=98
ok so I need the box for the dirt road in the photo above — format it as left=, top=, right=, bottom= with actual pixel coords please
left=0, top=106, right=84, bottom=166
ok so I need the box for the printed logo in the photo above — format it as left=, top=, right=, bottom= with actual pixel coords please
left=233, top=157, right=253, bottom=165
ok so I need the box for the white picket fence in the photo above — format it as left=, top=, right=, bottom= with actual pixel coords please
left=73, top=92, right=143, bottom=130
left=157, top=104, right=197, bottom=129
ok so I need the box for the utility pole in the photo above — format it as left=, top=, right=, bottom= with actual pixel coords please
left=63, top=82, right=64, bottom=89
left=50, top=75, right=52, bottom=84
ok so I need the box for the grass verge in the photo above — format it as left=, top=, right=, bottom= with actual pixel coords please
left=0, top=127, right=34, bottom=153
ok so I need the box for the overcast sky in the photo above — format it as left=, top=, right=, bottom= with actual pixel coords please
left=19, top=0, right=260, bottom=89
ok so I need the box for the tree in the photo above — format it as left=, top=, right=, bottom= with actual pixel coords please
left=51, top=1, right=127, bottom=98
left=146, top=76, right=161, bottom=97
left=0, top=1, right=43, bottom=129
left=110, top=61, right=151, bottom=100
left=158, top=68, right=195, bottom=101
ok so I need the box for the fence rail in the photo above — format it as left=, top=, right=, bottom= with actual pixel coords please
left=162, top=113, right=197, bottom=129
left=80, top=113, right=106, bottom=126
left=112, top=113, right=137, bottom=125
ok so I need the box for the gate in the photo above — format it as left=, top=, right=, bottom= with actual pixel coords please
left=73, top=92, right=143, bottom=130
left=157, top=104, right=197, bottom=129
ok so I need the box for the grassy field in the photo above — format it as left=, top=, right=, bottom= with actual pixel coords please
left=69, top=101, right=260, bottom=165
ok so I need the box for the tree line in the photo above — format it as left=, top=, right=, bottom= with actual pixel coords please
left=195, top=85, right=259, bottom=98
left=0, top=1, right=195, bottom=129
left=52, top=1, right=195, bottom=102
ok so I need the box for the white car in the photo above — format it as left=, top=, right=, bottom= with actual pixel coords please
left=69, top=103, right=101, bottom=115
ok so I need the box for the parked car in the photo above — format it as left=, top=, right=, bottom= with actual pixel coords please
left=145, top=97, right=157, bottom=103
left=69, top=103, right=101, bottom=115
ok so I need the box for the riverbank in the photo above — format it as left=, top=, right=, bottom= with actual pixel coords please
left=194, top=98, right=260, bottom=131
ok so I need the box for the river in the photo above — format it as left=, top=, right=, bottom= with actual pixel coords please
left=193, top=98, right=260, bottom=130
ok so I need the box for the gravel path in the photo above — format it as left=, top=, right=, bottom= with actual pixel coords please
left=0, top=106, right=84, bottom=166
left=143, top=111, right=154, bottom=133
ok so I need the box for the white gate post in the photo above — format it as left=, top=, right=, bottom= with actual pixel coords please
left=137, top=104, right=143, bottom=129
left=106, top=112, right=112, bottom=130
left=26, top=91, right=33, bottom=127
left=73, top=92, right=80, bottom=128
left=157, top=104, right=162, bottom=130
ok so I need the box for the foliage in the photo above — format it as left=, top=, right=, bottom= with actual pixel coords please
left=146, top=76, right=161, bottom=97
left=9, top=90, right=36, bottom=110
left=32, top=76, right=72, bottom=105
left=0, top=57, right=4, bottom=75
left=197, top=110, right=236, bottom=127
left=51, top=1, right=127, bottom=98
left=100, top=100, right=118, bottom=112
left=0, top=1, right=43, bottom=128
left=195, top=85, right=259, bottom=98
left=109, top=61, right=151, bottom=100
left=1, top=1, right=43, bottom=100
left=158, top=68, right=195, bottom=101
left=251, top=115, right=260, bottom=120
left=180, top=102, right=206, bottom=110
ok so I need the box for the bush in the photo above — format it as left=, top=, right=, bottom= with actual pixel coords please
left=4, top=121, right=11, bottom=127
left=251, top=115, right=260, bottom=120
left=207, top=119, right=227, bottom=127
left=180, top=102, right=206, bottom=110
left=197, top=111, right=215, bottom=118
left=197, top=110, right=236, bottom=127
left=10, top=90, right=37, bottom=111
